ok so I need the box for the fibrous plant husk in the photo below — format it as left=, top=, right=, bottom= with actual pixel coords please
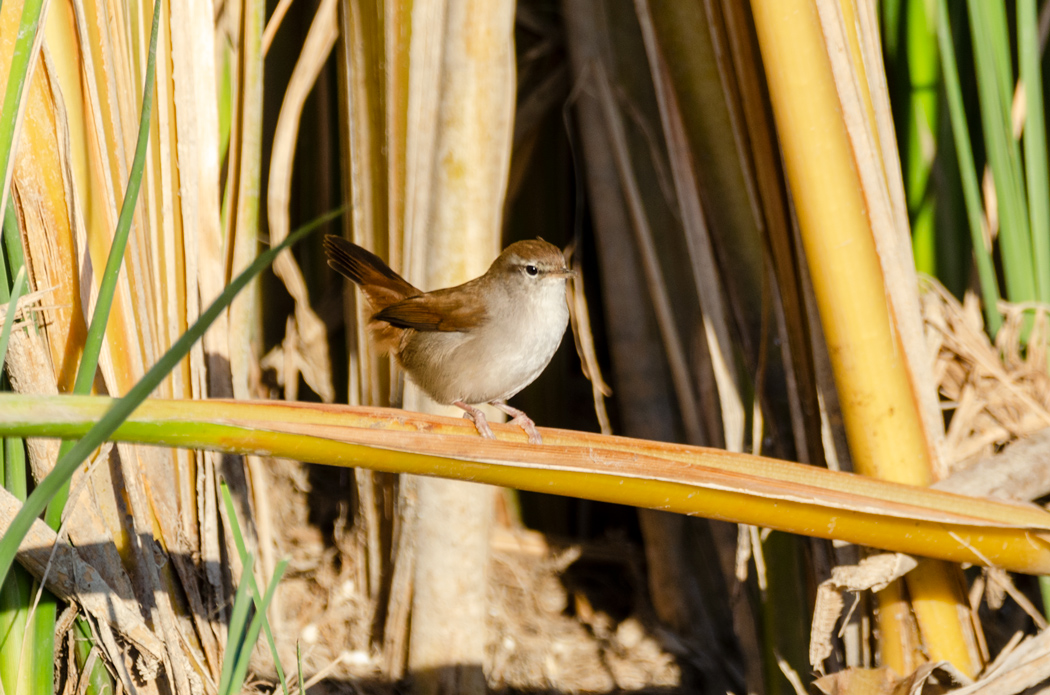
left=922, top=277, right=1050, bottom=469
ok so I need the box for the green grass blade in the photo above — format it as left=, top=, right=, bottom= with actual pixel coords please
left=70, top=616, right=109, bottom=695
left=217, top=552, right=255, bottom=695
left=904, top=0, right=941, bottom=278
left=966, top=0, right=1036, bottom=303
left=1019, top=0, right=1050, bottom=302
left=0, top=268, right=26, bottom=374
left=2, top=200, right=23, bottom=280
left=0, top=236, right=7, bottom=304
left=1, top=440, right=21, bottom=504
left=6, top=425, right=55, bottom=695
left=44, top=0, right=162, bottom=530
left=227, top=560, right=289, bottom=695
left=219, top=41, right=233, bottom=170
left=0, top=438, right=33, bottom=695
left=3, top=435, right=23, bottom=502
left=0, top=0, right=45, bottom=224
left=0, top=205, right=343, bottom=589
left=297, top=641, right=303, bottom=694
left=29, top=593, right=57, bottom=695
left=1039, top=575, right=1050, bottom=622
left=0, top=562, right=31, bottom=695
left=220, top=482, right=289, bottom=695
left=937, top=0, right=1002, bottom=334
left=882, top=0, right=904, bottom=60
left=0, top=203, right=40, bottom=695
left=982, top=1, right=1013, bottom=124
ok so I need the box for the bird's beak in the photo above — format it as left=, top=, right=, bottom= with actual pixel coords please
left=552, top=266, right=577, bottom=279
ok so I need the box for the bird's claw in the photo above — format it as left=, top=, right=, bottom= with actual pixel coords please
left=508, top=415, right=542, bottom=444
left=455, top=401, right=543, bottom=443
left=455, top=401, right=495, bottom=440
left=490, top=401, right=543, bottom=444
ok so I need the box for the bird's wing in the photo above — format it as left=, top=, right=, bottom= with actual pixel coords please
left=374, top=287, right=486, bottom=332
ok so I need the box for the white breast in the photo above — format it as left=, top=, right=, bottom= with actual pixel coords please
left=399, top=278, right=570, bottom=405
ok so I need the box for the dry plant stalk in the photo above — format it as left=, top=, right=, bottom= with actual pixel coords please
left=922, top=278, right=1050, bottom=467
left=0, top=0, right=297, bottom=691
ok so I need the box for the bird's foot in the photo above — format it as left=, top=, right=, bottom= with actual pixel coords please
left=454, top=401, right=495, bottom=440
left=490, top=401, right=542, bottom=444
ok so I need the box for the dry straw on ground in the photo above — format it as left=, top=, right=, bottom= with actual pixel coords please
left=922, top=278, right=1050, bottom=469
left=255, top=458, right=681, bottom=694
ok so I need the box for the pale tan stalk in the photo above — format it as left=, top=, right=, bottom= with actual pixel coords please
left=400, top=1, right=516, bottom=691
left=1, top=0, right=283, bottom=689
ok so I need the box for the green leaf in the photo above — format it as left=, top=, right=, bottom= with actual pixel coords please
left=220, top=481, right=289, bottom=695
left=966, top=0, right=1036, bottom=304
left=227, top=560, right=288, bottom=695
left=0, top=268, right=26, bottom=376
left=937, top=0, right=1002, bottom=334
left=1, top=199, right=24, bottom=298
left=1019, top=0, right=1050, bottom=303
left=217, top=553, right=255, bottom=695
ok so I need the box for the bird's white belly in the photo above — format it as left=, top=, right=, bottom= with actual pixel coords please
left=399, top=284, right=569, bottom=404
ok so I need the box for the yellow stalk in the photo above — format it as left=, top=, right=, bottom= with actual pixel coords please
left=907, top=559, right=980, bottom=675
left=4, top=43, right=86, bottom=391
left=749, top=0, right=930, bottom=486
left=749, top=0, right=980, bottom=676
left=5, top=395, right=1050, bottom=574
left=875, top=581, right=924, bottom=675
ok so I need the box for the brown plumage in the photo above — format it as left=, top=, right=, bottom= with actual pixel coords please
left=324, top=234, right=574, bottom=443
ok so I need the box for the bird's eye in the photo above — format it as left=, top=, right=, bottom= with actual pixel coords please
left=525, top=264, right=539, bottom=276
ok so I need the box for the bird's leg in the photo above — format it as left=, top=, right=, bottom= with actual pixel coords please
left=454, top=401, right=495, bottom=440
left=489, top=401, right=542, bottom=444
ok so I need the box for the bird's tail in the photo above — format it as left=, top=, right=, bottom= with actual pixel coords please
left=323, top=235, right=419, bottom=311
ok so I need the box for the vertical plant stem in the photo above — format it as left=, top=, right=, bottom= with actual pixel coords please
left=226, top=561, right=288, bottom=695
left=2, top=203, right=22, bottom=278
left=0, top=550, right=31, bottom=695
left=0, top=191, right=42, bottom=695
left=936, top=0, right=1002, bottom=334
left=70, top=619, right=109, bottom=695
left=0, top=268, right=24, bottom=370
left=0, top=233, right=7, bottom=298
left=749, top=0, right=981, bottom=675
left=966, top=0, right=1036, bottom=303
left=216, top=554, right=254, bottom=695
left=220, top=481, right=289, bottom=695
left=0, top=437, right=37, bottom=695
left=1020, top=0, right=1050, bottom=302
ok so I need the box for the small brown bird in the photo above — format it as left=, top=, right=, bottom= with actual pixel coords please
left=324, top=235, right=575, bottom=443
